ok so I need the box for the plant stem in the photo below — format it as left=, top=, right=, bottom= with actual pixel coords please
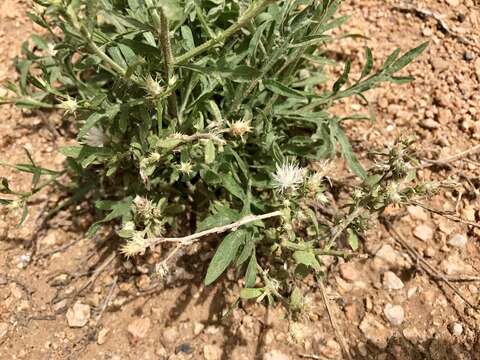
left=174, top=0, right=275, bottom=65
left=154, top=9, right=179, bottom=120
left=147, top=210, right=282, bottom=248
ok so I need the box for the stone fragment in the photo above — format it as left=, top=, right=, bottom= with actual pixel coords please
left=359, top=314, right=391, bottom=349
left=383, top=304, right=405, bottom=326
left=203, top=344, right=222, bottom=360
left=97, top=328, right=109, bottom=345
left=383, top=271, right=404, bottom=290
left=413, top=224, right=434, bottom=241
left=66, top=302, right=90, bottom=328
left=127, top=318, right=151, bottom=340
left=449, top=323, right=463, bottom=337
left=339, top=263, right=359, bottom=282
left=448, top=233, right=467, bottom=248
left=263, top=350, right=289, bottom=360
left=406, top=205, right=428, bottom=221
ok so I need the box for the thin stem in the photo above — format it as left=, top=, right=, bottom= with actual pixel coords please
left=158, top=9, right=178, bottom=118
left=174, top=0, right=275, bottom=65
left=326, top=207, right=364, bottom=248
left=147, top=210, right=282, bottom=248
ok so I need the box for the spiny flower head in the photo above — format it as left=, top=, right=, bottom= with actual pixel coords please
left=229, top=119, right=252, bottom=138
left=272, top=161, right=305, bottom=193
left=120, top=232, right=147, bottom=258
left=82, top=126, right=106, bottom=147
left=178, top=161, right=193, bottom=175
left=59, top=97, right=78, bottom=115
left=144, top=75, right=163, bottom=98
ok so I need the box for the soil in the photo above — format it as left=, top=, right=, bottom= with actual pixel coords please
left=1, top=1, right=479, bottom=359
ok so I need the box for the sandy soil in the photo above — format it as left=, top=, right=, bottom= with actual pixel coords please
left=0, top=1, right=479, bottom=359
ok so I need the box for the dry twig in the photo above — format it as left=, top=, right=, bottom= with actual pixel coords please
left=318, top=281, right=352, bottom=360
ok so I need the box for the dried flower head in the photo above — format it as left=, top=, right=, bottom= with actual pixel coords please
left=178, top=161, right=193, bottom=175
left=144, top=75, right=163, bottom=98
left=120, top=232, right=147, bottom=258
left=82, top=126, right=106, bottom=147
left=272, top=161, right=305, bottom=193
left=59, top=97, right=78, bottom=115
left=229, top=119, right=252, bottom=138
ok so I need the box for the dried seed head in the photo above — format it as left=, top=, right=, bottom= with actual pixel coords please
left=120, top=232, right=147, bottom=258
left=178, top=161, right=193, bottom=175
left=59, top=97, right=78, bottom=115
left=133, top=195, right=150, bottom=212
left=148, top=152, right=161, bottom=162
left=229, top=120, right=252, bottom=138
left=386, top=182, right=402, bottom=203
left=272, top=161, right=305, bottom=193
left=122, top=221, right=136, bottom=232
left=82, top=126, right=106, bottom=147
left=144, top=75, right=163, bottom=98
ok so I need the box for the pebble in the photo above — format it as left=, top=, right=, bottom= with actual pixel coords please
left=413, top=224, right=434, bottom=241
left=446, top=0, right=460, bottom=6
left=66, top=302, right=90, bottom=328
left=440, top=254, right=475, bottom=275
left=163, top=326, right=179, bottom=345
left=383, top=271, right=404, bottom=290
left=0, top=322, right=8, bottom=341
left=320, top=339, right=342, bottom=359
left=463, top=51, right=474, bottom=62
left=203, top=344, right=222, bottom=360
left=127, top=318, right=151, bottom=340
left=449, top=322, right=463, bottom=336
left=359, top=314, right=391, bottom=350
left=97, top=328, right=109, bottom=345
left=263, top=350, right=290, bottom=360
left=406, top=205, right=428, bottom=221
left=193, top=322, right=205, bottom=336
left=419, top=119, right=439, bottom=130
left=383, top=304, right=405, bottom=326
left=448, top=233, right=467, bottom=248
left=375, top=244, right=400, bottom=266
left=339, top=262, right=359, bottom=282
left=430, top=58, right=449, bottom=72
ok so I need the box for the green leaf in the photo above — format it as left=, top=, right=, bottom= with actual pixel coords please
left=388, top=42, right=428, bottom=73
left=347, top=228, right=359, bottom=251
left=204, top=140, right=215, bottom=164
left=264, top=79, right=306, bottom=100
left=205, top=229, right=247, bottom=285
left=245, top=252, right=257, bottom=288
left=333, top=122, right=367, bottom=179
left=197, top=208, right=240, bottom=232
left=222, top=174, right=245, bottom=200
left=332, top=59, right=351, bottom=94
left=360, top=47, right=373, bottom=79
left=77, top=112, right=105, bottom=140
left=292, top=250, right=321, bottom=271
left=290, top=286, right=302, bottom=310
left=240, top=288, right=263, bottom=299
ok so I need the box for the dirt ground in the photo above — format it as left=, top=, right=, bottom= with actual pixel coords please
left=1, top=0, right=479, bottom=359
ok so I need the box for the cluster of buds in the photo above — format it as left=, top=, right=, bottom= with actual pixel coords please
left=228, top=119, right=252, bottom=140
left=178, top=161, right=193, bottom=176
left=59, top=97, right=79, bottom=115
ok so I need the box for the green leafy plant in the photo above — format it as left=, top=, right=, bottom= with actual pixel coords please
left=1, top=0, right=428, bottom=305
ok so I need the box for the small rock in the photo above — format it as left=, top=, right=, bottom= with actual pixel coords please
left=406, top=205, right=428, bottom=221
left=422, top=27, right=433, bottom=37
left=449, top=322, right=463, bottom=337
left=9, top=283, right=23, bottom=299
left=127, top=318, right=151, bottom=340
left=16, top=254, right=31, bottom=269
left=53, top=299, right=68, bottom=313
left=448, top=234, right=467, bottom=248
left=403, top=327, right=422, bottom=342
left=177, top=343, right=193, bottom=354
left=475, top=58, right=480, bottom=81
left=203, top=344, right=222, bottom=360
left=320, top=339, right=342, bottom=359
left=97, top=328, right=109, bottom=345
left=383, top=304, right=405, bottom=326
left=375, top=244, right=399, bottom=265
left=430, top=58, right=449, bottom=72
left=66, top=302, right=90, bottom=328
left=193, top=322, right=205, bottom=336
left=163, top=326, right=179, bottom=345
left=359, top=314, right=391, bottom=350
left=51, top=274, right=69, bottom=286
left=357, top=342, right=368, bottom=357
left=339, top=263, right=359, bottom=282
left=424, top=247, right=436, bottom=258
left=413, top=224, right=434, bottom=241
left=463, top=51, right=474, bottom=62
left=383, top=271, right=404, bottom=290
left=263, top=350, right=290, bottom=360
left=440, top=254, right=475, bottom=275
left=419, top=119, right=439, bottom=130
left=0, top=322, right=8, bottom=341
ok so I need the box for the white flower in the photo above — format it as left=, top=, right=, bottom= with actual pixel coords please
left=144, top=75, right=163, bottom=98
left=47, top=43, right=57, bottom=57
left=59, top=97, right=78, bottom=114
left=272, top=161, right=305, bottom=193
left=82, top=126, right=106, bottom=147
